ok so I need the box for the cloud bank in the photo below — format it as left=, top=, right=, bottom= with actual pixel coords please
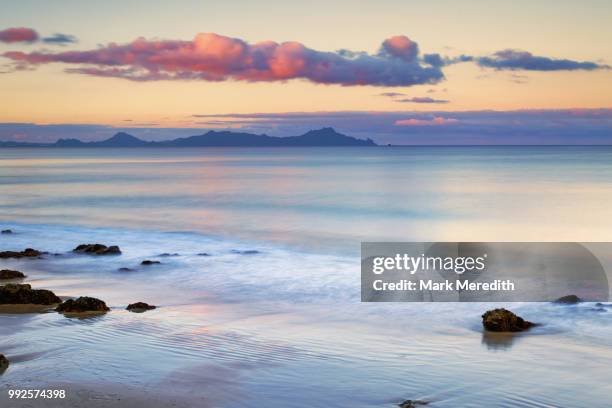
left=188, top=109, right=612, bottom=145
left=3, top=109, right=611, bottom=145
left=2, top=33, right=444, bottom=87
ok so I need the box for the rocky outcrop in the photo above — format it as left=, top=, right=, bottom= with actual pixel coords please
left=141, top=260, right=160, bottom=265
left=56, top=297, right=110, bottom=313
left=482, top=308, right=535, bottom=332
left=554, top=295, right=581, bottom=304
left=1, top=229, right=13, bottom=234
left=0, top=248, right=43, bottom=259
left=0, top=284, right=61, bottom=305
left=0, top=354, right=8, bottom=371
left=126, top=302, right=156, bottom=312
left=73, top=244, right=121, bottom=255
left=399, top=400, right=429, bottom=408
left=0, top=269, right=26, bottom=280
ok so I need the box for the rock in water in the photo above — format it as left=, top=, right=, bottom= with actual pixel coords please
left=0, top=354, right=8, bottom=371
left=0, top=284, right=61, bottom=305
left=126, top=302, right=156, bottom=312
left=0, top=269, right=26, bottom=280
left=1, top=229, right=13, bottom=234
left=554, top=294, right=582, bottom=304
left=231, top=249, right=260, bottom=255
left=141, top=260, right=160, bottom=265
left=399, top=400, right=429, bottom=408
left=73, top=244, right=121, bottom=255
left=482, top=308, right=535, bottom=332
left=0, top=248, right=43, bottom=259
left=56, top=297, right=110, bottom=313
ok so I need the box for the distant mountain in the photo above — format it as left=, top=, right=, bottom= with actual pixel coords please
left=0, top=128, right=377, bottom=148
left=55, top=132, right=151, bottom=147
left=95, top=132, right=150, bottom=147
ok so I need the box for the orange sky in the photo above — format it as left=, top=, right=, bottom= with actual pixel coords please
left=1, top=0, right=611, bottom=128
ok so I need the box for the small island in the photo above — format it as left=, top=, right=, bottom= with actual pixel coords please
left=0, top=127, right=377, bottom=148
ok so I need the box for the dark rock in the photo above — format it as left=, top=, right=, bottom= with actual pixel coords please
left=0, top=354, right=8, bottom=371
left=0, top=248, right=43, bottom=259
left=399, top=400, right=429, bottom=408
left=0, top=284, right=61, bottom=305
left=197, top=252, right=211, bottom=256
left=118, top=267, right=134, bottom=272
left=73, top=243, right=121, bottom=255
left=482, top=308, right=535, bottom=332
left=0, top=269, right=26, bottom=280
left=126, top=302, right=156, bottom=312
left=231, top=249, right=260, bottom=255
left=141, top=260, right=161, bottom=265
left=56, top=297, right=109, bottom=313
left=159, top=253, right=179, bottom=257
left=1, top=229, right=13, bottom=234
left=554, top=295, right=582, bottom=304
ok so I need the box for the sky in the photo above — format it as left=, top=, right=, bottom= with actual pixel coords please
left=1, top=0, right=611, bottom=144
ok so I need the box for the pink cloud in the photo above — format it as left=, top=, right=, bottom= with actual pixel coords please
left=1, top=33, right=444, bottom=87
left=0, top=27, right=39, bottom=43
left=381, top=36, right=419, bottom=61
left=395, top=117, right=460, bottom=126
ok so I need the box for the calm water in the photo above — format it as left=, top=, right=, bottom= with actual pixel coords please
left=1, top=147, right=612, bottom=407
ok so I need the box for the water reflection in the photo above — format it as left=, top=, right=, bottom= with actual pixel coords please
left=481, top=331, right=522, bottom=350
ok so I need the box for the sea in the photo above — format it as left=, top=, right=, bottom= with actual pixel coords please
left=1, top=146, right=611, bottom=407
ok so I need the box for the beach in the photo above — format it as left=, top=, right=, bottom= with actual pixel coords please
left=1, top=147, right=612, bottom=407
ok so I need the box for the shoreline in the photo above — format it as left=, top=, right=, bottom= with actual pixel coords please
left=1, top=223, right=612, bottom=407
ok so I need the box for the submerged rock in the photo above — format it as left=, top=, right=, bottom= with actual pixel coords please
left=399, top=400, right=429, bottom=408
left=126, top=302, right=156, bottom=312
left=1, top=229, right=13, bottom=234
left=482, top=308, right=535, bottom=332
left=0, top=248, right=43, bottom=259
left=141, top=260, right=161, bottom=265
left=56, top=297, right=110, bottom=313
left=231, top=249, right=260, bottom=255
left=73, top=244, right=121, bottom=255
left=0, top=354, right=8, bottom=371
left=159, top=253, right=179, bottom=257
left=0, top=269, right=26, bottom=280
left=197, top=252, right=211, bottom=257
left=118, top=267, right=134, bottom=272
left=554, top=294, right=582, bottom=304
left=0, top=284, right=61, bottom=305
